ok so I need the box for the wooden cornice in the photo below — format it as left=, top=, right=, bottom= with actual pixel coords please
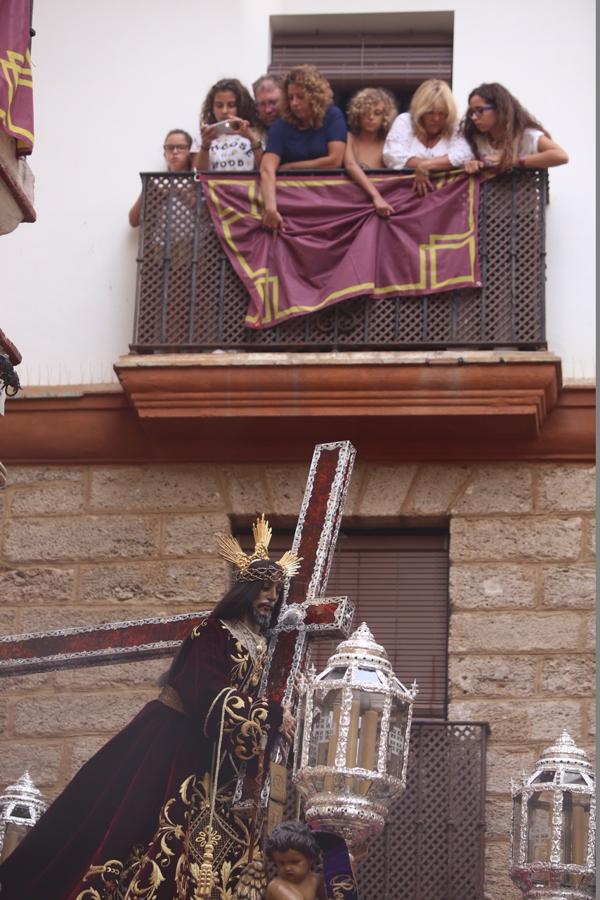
left=115, top=351, right=561, bottom=439
left=2, top=352, right=594, bottom=463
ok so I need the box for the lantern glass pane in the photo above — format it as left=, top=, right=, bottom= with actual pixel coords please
left=355, top=667, right=383, bottom=686
left=532, top=770, right=555, bottom=784
left=512, top=794, right=522, bottom=865
left=527, top=791, right=554, bottom=862
left=562, top=770, right=586, bottom=785
left=561, top=791, right=589, bottom=866
left=386, top=701, right=409, bottom=778
left=308, top=689, right=341, bottom=769
left=318, top=666, right=347, bottom=681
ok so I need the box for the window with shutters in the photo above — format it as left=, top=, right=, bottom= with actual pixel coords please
left=268, top=11, right=454, bottom=114
left=235, top=522, right=449, bottom=719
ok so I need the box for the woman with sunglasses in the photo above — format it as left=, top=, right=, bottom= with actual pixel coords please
left=462, top=83, right=568, bottom=172
left=382, top=79, right=474, bottom=196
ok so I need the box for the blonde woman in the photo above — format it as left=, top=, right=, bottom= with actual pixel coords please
left=260, top=65, right=347, bottom=231
left=344, top=87, right=398, bottom=217
left=383, top=79, right=473, bottom=196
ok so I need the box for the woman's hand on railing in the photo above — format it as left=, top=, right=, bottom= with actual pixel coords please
left=463, top=159, right=485, bottom=174
left=412, top=161, right=434, bottom=197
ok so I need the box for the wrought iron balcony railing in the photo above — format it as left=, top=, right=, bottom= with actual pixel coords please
left=132, top=170, right=547, bottom=353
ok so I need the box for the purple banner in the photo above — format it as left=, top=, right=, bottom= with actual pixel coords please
left=201, top=171, right=480, bottom=329
left=0, top=0, right=34, bottom=153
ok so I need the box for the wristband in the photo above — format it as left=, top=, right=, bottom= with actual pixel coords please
left=252, top=141, right=262, bottom=151
left=518, top=155, right=527, bottom=167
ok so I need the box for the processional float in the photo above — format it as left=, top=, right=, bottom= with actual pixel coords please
left=0, top=441, right=418, bottom=896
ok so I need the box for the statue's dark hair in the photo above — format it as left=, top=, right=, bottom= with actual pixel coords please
left=265, top=821, right=321, bottom=862
left=158, top=564, right=282, bottom=687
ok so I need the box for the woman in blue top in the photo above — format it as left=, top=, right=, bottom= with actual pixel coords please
left=260, top=65, right=347, bottom=232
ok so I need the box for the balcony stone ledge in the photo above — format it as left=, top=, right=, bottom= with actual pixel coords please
left=3, top=352, right=593, bottom=463
left=114, top=349, right=563, bottom=445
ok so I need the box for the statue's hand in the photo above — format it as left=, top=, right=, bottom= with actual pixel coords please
left=279, top=704, right=296, bottom=741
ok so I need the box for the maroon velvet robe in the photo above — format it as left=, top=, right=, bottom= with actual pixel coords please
left=0, top=617, right=282, bottom=899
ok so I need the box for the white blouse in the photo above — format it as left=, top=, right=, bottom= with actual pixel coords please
left=382, top=112, right=474, bottom=170
left=473, top=127, right=544, bottom=159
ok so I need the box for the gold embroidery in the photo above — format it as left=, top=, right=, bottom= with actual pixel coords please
left=191, top=618, right=209, bottom=638
left=77, top=773, right=263, bottom=900
left=220, top=619, right=266, bottom=674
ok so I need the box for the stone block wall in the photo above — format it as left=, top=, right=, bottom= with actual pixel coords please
left=0, top=461, right=595, bottom=899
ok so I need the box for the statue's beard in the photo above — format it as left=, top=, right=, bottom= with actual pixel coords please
left=251, top=607, right=272, bottom=632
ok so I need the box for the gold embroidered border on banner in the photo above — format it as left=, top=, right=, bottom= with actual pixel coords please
left=205, top=172, right=478, bottom=327
left=0, top=47, right=33, bottom=145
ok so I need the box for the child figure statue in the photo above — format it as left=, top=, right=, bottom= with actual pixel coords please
left=265, top=822, right=327, bottom=900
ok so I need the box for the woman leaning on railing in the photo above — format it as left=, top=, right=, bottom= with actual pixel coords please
left=260, top=65, right=347, bottom=233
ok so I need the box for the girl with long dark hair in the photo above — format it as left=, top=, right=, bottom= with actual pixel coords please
left=462, top=82, right=568, bottom=172
left=194, top=77, right=263, bottom=172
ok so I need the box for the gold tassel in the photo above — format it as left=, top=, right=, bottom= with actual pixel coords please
left=196, top=834, right=215, bottom=898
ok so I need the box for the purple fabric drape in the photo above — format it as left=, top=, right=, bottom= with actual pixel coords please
left=201, top=171, right=481, bottom=329
left=0, top=0, right=34, bottom=153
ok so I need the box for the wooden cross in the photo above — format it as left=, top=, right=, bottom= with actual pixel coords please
left=233, top=440, right=357, bottom=813
left=0, top=442, right=356, bottom=683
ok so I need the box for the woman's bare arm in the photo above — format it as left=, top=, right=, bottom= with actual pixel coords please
left=516, top=135, right=569, bottom=168
left=128, top=193, right=142, bottom=228
left=344, top=136, right=393, bottom=217
left=260, top=151, right=284, bottom=232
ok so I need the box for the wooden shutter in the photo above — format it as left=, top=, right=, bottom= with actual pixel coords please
left=237, top=524, right=449, bottom=719
left=311, top=532, right=449, bottom=718
left=269, top=33, right=453, bottom=86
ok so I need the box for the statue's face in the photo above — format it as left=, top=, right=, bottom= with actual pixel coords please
left=251, top=582, right=279, bottom=629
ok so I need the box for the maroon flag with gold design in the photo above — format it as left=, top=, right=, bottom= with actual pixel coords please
left=200, top=171, right=481, bottom=329
left=0, top=0, right=33, bottom=153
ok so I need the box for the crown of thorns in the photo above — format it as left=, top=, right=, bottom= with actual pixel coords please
left=216, top=514, right=303, bottom=583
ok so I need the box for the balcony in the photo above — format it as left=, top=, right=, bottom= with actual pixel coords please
left=132, top=169, right=548, bottom=353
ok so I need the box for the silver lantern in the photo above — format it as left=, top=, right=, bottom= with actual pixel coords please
left=293, top=622, right=417, bottom=852
left=0, top=771, right=47, bottom=862
left=509, top=731, right=595, bottom=900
